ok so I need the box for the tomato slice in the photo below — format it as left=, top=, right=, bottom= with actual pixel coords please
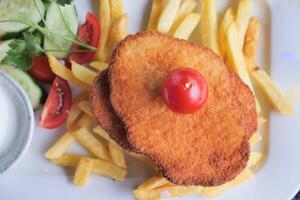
left=39, top=77, right=72, bottom=129
left=161, top=68, right=208, bottom=114
left=69, top=12, right=100, bottom=64
left=28, top=56, right=56, bottom=83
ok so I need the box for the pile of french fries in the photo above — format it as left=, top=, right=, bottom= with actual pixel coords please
left=148, top=0, right=200, bottom=40
left=44, top=90, right=128, bottom=186
left=95, top=0, right=128, bottom=62
left=44, top=0, right=295, bottom=198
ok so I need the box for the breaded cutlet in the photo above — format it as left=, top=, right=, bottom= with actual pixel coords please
left=89, top=69, right=135, bottom=152
left=230, top=71, right=257, bottom=139
left=109, top=31, right=257, bottom=186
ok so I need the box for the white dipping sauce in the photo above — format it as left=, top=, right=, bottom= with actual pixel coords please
left=0, top=83, right=18, bottom=157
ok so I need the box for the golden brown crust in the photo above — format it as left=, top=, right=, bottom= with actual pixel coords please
left=230, top=71, right=257, bottom=138
left=89, top=70, right=135, bottom=152
left=109, top=31, right=256, bottom=186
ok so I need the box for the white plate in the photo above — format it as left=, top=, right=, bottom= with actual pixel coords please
left=1, top=0, right=300, bottom=200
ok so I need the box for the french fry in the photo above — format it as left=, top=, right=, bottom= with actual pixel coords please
left=68, top=114, right=96, bottom=132
left=225, top=22, right=261, bottom=113
left=201, top=168, right=253, bottom=197
left=251, top=67, right=295, bottom=115
left=67, top=91, right=89, bottom=130
left=92, top=162, right=126, bottom=181
left=71, top=61, right=98, bottom=85
left=73, top=127, right=111, bottom=161
left=236, top=0, right=253, bottom=50
left=50, top=154, right=81, bottom=167
left=245, top=56, right=256, bottom=73
left=96, top=0, right=111, bottom=61
left=133, top=185, right=203, bottom=200
left=74, top=91, right=90, bottom=103
left=244, top=17, right=260, bottom=71
left=110, top=0, right=124, bottom=19
left=77, top=114, right=96, bottom=129
left=137, top=176, right=172, bottom=190
left=176, top=0, right=197, bottom=22
left=147, top=0, right=164, bottom=30
left=127, top=152, right=157, bottom=170
left=247, top=152, right=263, bottom=168
left=108, top=14, right=128, bottom=46
left=89, top=61, right=109, bottom=72
left=201, top=0, right=219, bottom=53
left=244, top=17, right=260, bottom=60
left=92, top=158, right=127, bottom=181
left=243, top=18, right=259, bottom=72
left=51, top=154, right=127, bottom=180
left=157, top=0, right=181, bottom=33
left=67, top=104, right=83, bottom=131
left=44, top=132, right=75, bottom=159
left=73, top=158, right=93, bottom=187
left=170, top=0, right=197, bottom=34
left=108, top=142, right=126, bottom=168
left=258, top=116, right=267, bottom=125
left=249, top=132, right=262, bottom=146
left=47, top=53, right=89, bottom=89
left=225, top=23, right=254, bottom=89
left=93, top=126, right=116, bottom=144
left=173, top=13, right=201, bottom=40
left=218, top=8, right=234, bottom=59
left=78, top=101, right=93, bottom=117
left=134, top=168, right=253, bottom=199
left=159, top=186, right=203, bottom=198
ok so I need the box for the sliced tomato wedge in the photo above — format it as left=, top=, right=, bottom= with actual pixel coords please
left=39, top=77, right=72, bottom=129
left=28, top=56, right=56, bottom=83
left=69, top=12, right=100, bottom=64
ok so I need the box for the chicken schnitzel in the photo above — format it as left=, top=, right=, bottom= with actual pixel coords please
left=108, top=31, right=257, bottom=186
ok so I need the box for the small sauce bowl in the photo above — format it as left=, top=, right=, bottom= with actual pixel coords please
left=0, top=71, right=34, bottom=175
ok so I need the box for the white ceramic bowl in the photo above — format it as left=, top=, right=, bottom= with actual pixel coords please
left=0, top=71, right=34, bottom=175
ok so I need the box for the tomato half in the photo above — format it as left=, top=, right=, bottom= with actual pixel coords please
left=39, top=77, right=72, bottom=129
left=28, top=56, right=56, bottom=83
left=69, top=12, right=100, bottom=64
left=161, top=68, right=208, bottom=114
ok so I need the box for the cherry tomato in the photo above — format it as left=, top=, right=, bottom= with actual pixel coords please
left=39, top=77, right=72, bottom=129
left=69, top=12, right=100, bottom=64
left=28, top=56, right=56, bottom=83
left=161, top=68, right=208, bottom=114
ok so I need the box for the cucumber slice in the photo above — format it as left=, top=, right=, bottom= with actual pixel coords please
left=0, top=0, right=45, bottom=38
left=0, top=64, right=46, bottom=110
left=44, top=2, right=78, bottom=58
left=0, top=40, right=14, bottom=63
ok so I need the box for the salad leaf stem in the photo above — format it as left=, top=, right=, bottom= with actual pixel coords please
left=0, top=19, right=97, bottom=51
left=44, top=49, right=94, bottom=53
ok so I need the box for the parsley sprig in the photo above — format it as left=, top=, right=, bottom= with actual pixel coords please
left=2, top=32, right=43, bottom=70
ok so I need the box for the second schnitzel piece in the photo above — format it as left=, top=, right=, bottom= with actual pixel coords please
left=109, top=31, right=257, bottom=186
left=90, top=70, right=134, bottom=151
